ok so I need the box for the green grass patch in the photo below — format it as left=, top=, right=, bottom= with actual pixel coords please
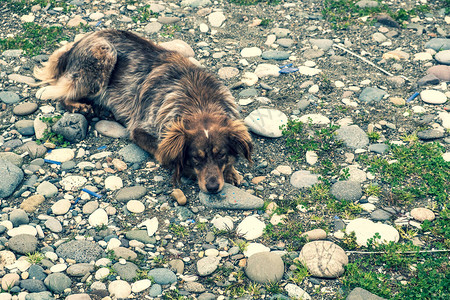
left=322, top=0, right=428, bottom=29
left=3, top=0, right=70, bottom=14
left=358, top=142, right=450, bottom=206
left=36, top=115, right=71, bottom=147
left=131, top=5, right=159, bottom=23
left=229, top=0, right=280, bottom=5
left=0, top=23, right=67, bottom=56
left=263, top=221, right=308, bottom=251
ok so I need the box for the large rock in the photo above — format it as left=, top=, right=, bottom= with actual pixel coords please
left=198, top=183, right=263, bottom=210
left=0, top=160, right=24, bottom=198
left=56, top=240, right=104, bottom=263
left=244, top=108, right=287, bottom=138
left=52, top=113, right=88, bottom=142
left=346, top=218, right=399, bottom=247
left=299, top=241, right=348, bottom=278
left=335, top=125, right=369, bottom=149
left=245, top=252, right=284, bottom=283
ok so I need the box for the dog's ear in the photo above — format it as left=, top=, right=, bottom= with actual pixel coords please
left=228, top=119, right=253, bottom=163
left=155, top=121, right=187, bottom=181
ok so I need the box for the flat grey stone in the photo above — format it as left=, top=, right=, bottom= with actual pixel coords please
left=0, top=160, right=24, bottom=198
left=148, top=268, right=177, bottom=285
left=144, top=22, right=162, bottom=34
left=113, top=262, right=139, bottom=281
left=66, top=263, right=94, bottom=277
left=15, top=120, right=35, bottom=136
left=20, top=279, right=46, bottom=293
left=56, top=240, right=104, bottom=263
left=245, top=252, right=284, bottom=283
left=9, top=209, right=29, bottom=227
left=0, top=152, right=23, bottom=167
left=13, top=102, right=38, bottom=116
left=198, top=183, right=264, bottom=210
left=368, top=143, right=389, bottom=154
left=330, top=181, right=362, bottom=201
left=359, top=87, right=386, bottom=103
left=2, top=49, right=23, bottom=57
left=239, top=88, right=258, bottom=98
left=115, top=186, right=147, bottom=202
left=36, top=181, right=58, bottom=198
left=28, top=265, right=47, bottom=281
left=370, top=208, right=394, bottom=221
left=149, top=284, right=162, bottom=297
left=335, top=125, right=369, bottom=149
left=52, top=113, right=88, bottom=142
left=8, top=234, right=38, bottom=254
left=44, top=218, right=62, bottom=233
left=44, top=273, right=72, bottom=294
left=277, top=38, right=294, bottom=48
left=262, top=50, right=290, bottom=60
left=346, top=287, right=386, bottom=300
left=16, top=141, right=47, bottom=159
left=417, top=73, right=440, bottom=86
left=125, top=230, right=156, bottom=244
left=290, top=170, right=319, bottom=188
left=95, top=120, right=128, bottom=138
left=310, top=38, right=333, bottom=50
left=118, top=144, right=149, bottom=163
left=417, top=129, right=445, bottom=140
left=425, top=38, right=450, bottom=51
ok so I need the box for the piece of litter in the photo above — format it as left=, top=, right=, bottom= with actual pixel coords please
left=97, top=145, right=107, bottom=150
left=279, top=67, right=299, bottom=74
left=82, top=188, right=103, bottom=198
left=406, top=92, right=420, bottom=103
left=44, top=159, right=61, bottom=165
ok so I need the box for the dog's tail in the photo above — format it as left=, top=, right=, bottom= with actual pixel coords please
left=33, top=42, right=74, bottom=86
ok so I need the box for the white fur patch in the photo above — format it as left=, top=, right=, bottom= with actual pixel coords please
left=204, top=129, right=209, bottom=138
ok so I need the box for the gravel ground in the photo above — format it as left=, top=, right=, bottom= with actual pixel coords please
left=0, top=0, right=449, bottom=299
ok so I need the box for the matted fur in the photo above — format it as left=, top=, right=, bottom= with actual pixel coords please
left=34, top=29, right=253, bottom=193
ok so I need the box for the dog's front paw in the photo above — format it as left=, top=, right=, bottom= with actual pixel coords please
left=65, top=102, right=94, bottom=115
left=225, top=166, right=243, bottom=186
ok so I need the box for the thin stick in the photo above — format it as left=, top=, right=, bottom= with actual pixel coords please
left=346, top=249, right=450, bottom=255
left=333, top=44, right=410, bottom=82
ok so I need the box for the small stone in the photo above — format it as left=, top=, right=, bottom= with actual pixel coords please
left=425, top=38, right=450, bottom=51
left=390, top=97, right=405, bottom=106
left=89, top=12, right=104, bottom=20
left=13, top=103, right=38, bottom=116
left=95, top=120, right=128, bottom=138
left=285, top=283, right=311, bottom=300
left=241, top=72, right=258, bottom=86
left=20, top=195, right=45, bottom=213
left=108, top=280, right=131, bottom=299
left=197, top=257, right=220, bottom=276
left=262, top=50, right=290, bottom=60
left=66, top=263, right=94, bottom=277
left=118, top=144, right=149, bottom=163
left=52, top=113, right=88, bottom=142
left=8, top=234, right=38, bottom=254
left=290, top=170, right=319, bottom=188
left=56, top=240, right=104, bottom=263
left=368, top=144, right=389, bottom=154
left=115, top=186, right=147, bottom=201
left=36, top=181, right=58, bottom=198
left=254, top=64, right=280, bottom=78
left=298, top=66, right=322, bottom=76
left=144, top=22, right=162, bottom=34
left=126, top=200, right=145, bottom=213
left=427, top=65, right=450, bottom=81
left=244, top=108, right=287, bottom=138
left=1, top=273, right=20, bottom=291
left=295, top=113, right=330, bottom=125
left=301, top=229, right=327, bottom=241
left=236, top=216, right=265, bottom=240
left=330, top=181, right=362, bottom=201
left=359, top=87, right=387, bottom=103
left=104, top=176, right=123, bottom=190
left=15, top=120, right=35, bottom=136
left=208, top=11, right=225, bottom=27
left=160, top=40, right=194, bottom=58
left=211, top=215, right=234, bottom=231
left=346, top=287, right=386, bottom=300
left=89, top=209, right=108, bottom=227
left=335, top=125, right=369, bottom=149
left=241, top=47, right=262, bottom=58
left=420, top=90, right=447, bottom=104
left=45, top=218, right=63, bottom=233
left=218, top=67, right=239, bottom=80
left=383, top=50, right=409, bottom=60
left=51, top=199, right=71, bottom=215
left=148, top=268, right=177, bottom=285
left=131, top=279, right=151, bottom=293
left=371, top=208, right=394, bottom=221
left=309, top=38, right=333, bottom=50
left=0, top=91, right=20, bottom=104
left=171, top=189, right=187, bottom=205
left=60, top=175, right=87, bottom=191
left=245, top=252, right=284, bottom=283
left=410, top=208, right=435, bottom=222
left=45, top=149, right=75, bottom=163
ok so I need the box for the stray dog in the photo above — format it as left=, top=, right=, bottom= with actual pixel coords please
left=34, top=29, right=253, bottom=193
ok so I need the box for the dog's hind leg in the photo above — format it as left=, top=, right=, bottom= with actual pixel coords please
left=130, top=127, right=160, bottom=155
left=37, top=37, right=117, bottom=115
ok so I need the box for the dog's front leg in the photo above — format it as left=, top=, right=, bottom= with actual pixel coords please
left=224, top=165, right=243, bottom=186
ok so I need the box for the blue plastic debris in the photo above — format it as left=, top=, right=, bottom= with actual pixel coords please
left=95, top=21, right=102, bottom=27
left=44, top=159, right=61, bottom=165
left=97, top=145, right=107, bottom=150
left=406, top=92, right=420, bottom=103
left=279, top=67, right=299, bottom=74
left=82, top=188, right=103, bottom=198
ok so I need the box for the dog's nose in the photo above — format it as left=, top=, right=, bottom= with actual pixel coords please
left=206, top=178, right=220, bottom=193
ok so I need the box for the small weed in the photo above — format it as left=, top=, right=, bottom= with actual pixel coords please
left=3, top=0, right=71, bottom=14
left=161, top=24, right=181, bottom=38
left=229, top=0, right=280, bottom=6
left=367, top=131, right=380, bottom=142
left=26, top=251, right=44, bottom=264
left=265, top=281, right=282, bottom=294
left=365, top=184, right=382, bottom=197
left=169, top=224, right=188, bottom=237
left=263, top=222, right=308, bottom=251
left=162, top=289, right=188, bottom=300
left=132, top=5, right=159, bottom=23
left=231, top=239, right=249, bottom=252
left=339, top=231, right=359, bottom=250
left=290, top=261, right=310, bottom=284
left=0, top=23, right=66, bottom=56
left=95, top=224, right=108, bottom=232
left=259, top=18, right=272, bottom=27
left=195, top=222, right=207, bottom=232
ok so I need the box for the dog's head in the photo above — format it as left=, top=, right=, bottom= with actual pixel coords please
left=155, top=113, right=252, bottom=193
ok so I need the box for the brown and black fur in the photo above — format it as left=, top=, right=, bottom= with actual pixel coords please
left=34, top=29, right=252, bottom=193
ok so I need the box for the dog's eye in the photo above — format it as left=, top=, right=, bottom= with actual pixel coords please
left=217, top=153, right=226, bottom=160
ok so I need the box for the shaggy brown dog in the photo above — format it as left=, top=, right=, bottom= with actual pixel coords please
left=34, top=29, right=252, bottom=193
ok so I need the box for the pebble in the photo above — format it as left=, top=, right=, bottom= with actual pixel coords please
left=197, top=256, right=220, bottom=276
left=0, top=91, right=20, bottom=104
left=208, top=11, right=225, bottom=27
left=301, top=229, right=327, bottom=241
left=15, top=120, right=35, bottom=136
left=346, top=218, right=399, bottom=246
left=241, top=47, right=262, bottom=58
left=144, top=22, right=162, bottom=34
left=36, top=181, right=58, bottom=198
left=66, top=263, right=94, bottom=277
left=104, top=175, right=123, bottom=190
left=211, top=215, right=234, bottom=231
left=56, top=240, right=104, bottom=263
left=335, top=125, right=369, bottom=149
left=290, top=170, right=319, bottom=188
left=414, top=52, right=433, bottom=61
left=60, top=175, right=87, bottom=191
left=108, top=280, right=132, bottom=299
left=160, top=40, right=195, bottom=58
left=126, top=200, right=145, bottom=213
left=45, top=149, right=75, bottom=163
left=118, top=144, right=149, bottom=163
left=139, top=217, right=158, bottom=236
left=243, top=242, right=270, bottom=257
left=410, top=208, right=435, bottom=222
left=20, top=195, right=45, bottom=213
left=115, top=185, right=147, bottom=201
left=0, top=160, right=23, bottom=198
left=262, top=50, right=290, bottom=60
left=45, top=218, right=63, bottom=233
left=8, top=234, right=38, bottom=254
left=89, top=12, right=104, bottom=20
left=131, top=279, right=152, bottom=293
left=148, top=268, right=177, bottom=285
left=370, top=208, right=394, bottom=221
left=417, top=129, right=445, bottom=140
left=51, top=199, right=71, bottom=215
left=0, top=152, right=23, bottom=167
left=346, top=287, right=386, bottom=300
left=254, top=64, right=280, bottom=77
left=13, top=103, right=38, bottom=116
left=299, top=241, right=348, bottom=278
left=359, top=87, right=387, bottom=103
left=427, top=65, right=450, bottom=81
left=420, top=90, right=447, bottom=104
left=330, top=181, right=362, bottom=201
left=171, top=189, right=187, bottom=205
left=435, top=50, right=450, bottom=65
left=425, top=38, right=450, bottom=51
left=88, top=209, right=108, bottom=227
left=285, top=283, right=311, bottom=300
left=310, top=38, right=333, bottom=50
left=298, top=66, right=322, bottom=76
left=245, top=252, right=284, bottom=283
left=244, top=108, right=287, bottom=138
left=236, top=216, right=265, bottom=240
left=218, top=67, right=239, bottom=80
left=295, top=113, right=330, bottom=125
left=199, top=183, right=264, bottom=210
left=1, top=273, right=20, bottom=291
left=95, top=120, right=127, bottom=138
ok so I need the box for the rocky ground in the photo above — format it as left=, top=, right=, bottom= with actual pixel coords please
left=0, top=0, right=450, bottom=299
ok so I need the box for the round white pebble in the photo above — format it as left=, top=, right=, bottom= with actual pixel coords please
left=420, top=90, right=447, bottom=104
left=127, top=200, right=145, bottom=214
